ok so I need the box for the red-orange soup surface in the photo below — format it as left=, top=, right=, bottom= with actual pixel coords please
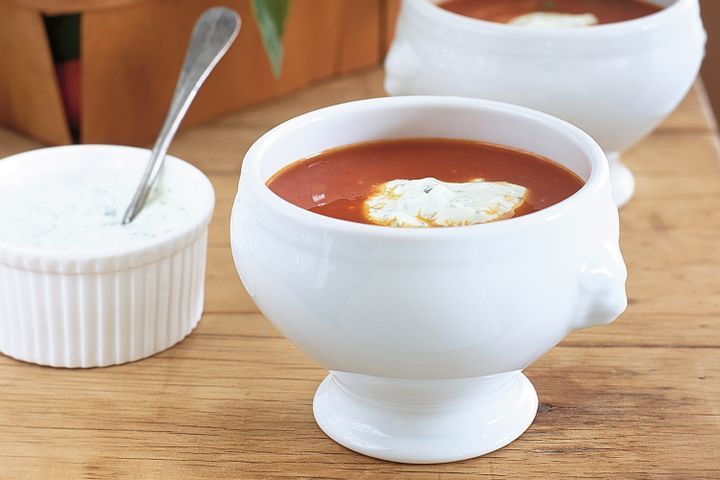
left=440, top=0, right=663, bottom=25
left=267, top=138, right=585, bottom=226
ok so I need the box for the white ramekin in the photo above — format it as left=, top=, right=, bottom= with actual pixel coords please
left=0, top=145, right=214, bottom=368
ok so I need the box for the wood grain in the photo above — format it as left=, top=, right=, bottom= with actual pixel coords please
left=80, top=0, right=385, bottom=145
left=700, top=0, right=720, bottom=120
left=1, top=315, right=718, bottom=479
left=382, top=0, right=402, bottom=54
left=0, top=1, right=72, bottom=145
left=0, top=69, right=719, bottom=478
left=5, top=0, right=151, bottom=15
left=336, top=1, right=382, bottom=74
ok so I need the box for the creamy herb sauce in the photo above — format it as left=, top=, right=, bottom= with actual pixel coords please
left=0, top=166, right=197, bottom=252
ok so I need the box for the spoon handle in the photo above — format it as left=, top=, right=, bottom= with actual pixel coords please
left=122, top=7, right=241, bottom=225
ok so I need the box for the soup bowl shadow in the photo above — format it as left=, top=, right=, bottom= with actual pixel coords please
left=230, top=96, right=627, bottom=464
left=385, top=0, right=706, bottom=208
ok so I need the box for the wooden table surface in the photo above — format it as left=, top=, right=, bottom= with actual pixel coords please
left=1, top=68, right=719, bottom=479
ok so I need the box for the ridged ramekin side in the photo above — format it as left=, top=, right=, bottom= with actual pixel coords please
left=0, top=231, right=208, bottom=368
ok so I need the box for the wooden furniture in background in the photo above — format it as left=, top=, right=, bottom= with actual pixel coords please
left=0, top=0, right=400, bottom=146
left=0, top=68, right=718, bottom=478
left=5, top=0, right=716, bottom=146
left=0, top=1, right=72, bottom=144
left=700, top=0, right=720, bottom=119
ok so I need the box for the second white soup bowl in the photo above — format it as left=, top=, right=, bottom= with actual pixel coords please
left=385, top=0, right=706, bottom=207
left=230, top=96, right=627, bottom=463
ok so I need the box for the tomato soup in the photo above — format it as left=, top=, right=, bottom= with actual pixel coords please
left=267, top=138, right=584, bottom=227
left=440, top=0, right=663, bottom=25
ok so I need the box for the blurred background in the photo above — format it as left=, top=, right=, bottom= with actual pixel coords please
left=0, top=0, right=716, bottom=147
left=700, top=0, right=719, bottom=118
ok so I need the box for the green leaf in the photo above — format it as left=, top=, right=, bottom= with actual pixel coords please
left=251, top=0, right=291, bottom=78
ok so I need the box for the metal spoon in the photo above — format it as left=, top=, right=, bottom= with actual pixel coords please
left=122, top=7, right=241, bottom=225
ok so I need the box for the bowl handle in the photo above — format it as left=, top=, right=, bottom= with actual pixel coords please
left=572, top=241, right=628, bottom=330
left=384, top=38, right=421, bottom=96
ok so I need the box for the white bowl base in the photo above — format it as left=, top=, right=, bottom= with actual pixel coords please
left=608, top=152, right=635, bottom=208
left=313, top=371, right=538, bottom=464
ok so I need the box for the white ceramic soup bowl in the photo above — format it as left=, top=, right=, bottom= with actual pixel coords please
left=231, top=96, right=627, bottom=463
left=0, top=145, right=214, bottom=368
left=385, top=0, right=706, bottom=207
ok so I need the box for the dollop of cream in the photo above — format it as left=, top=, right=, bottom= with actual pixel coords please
left=363, top=177, right=527, bottom=228
left=508, top=12, right=599, bottom=28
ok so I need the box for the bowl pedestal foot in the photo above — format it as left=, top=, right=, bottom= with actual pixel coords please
left=607, top=152, right=635, bottom=208
left=313, top=370, right=538, bottom=464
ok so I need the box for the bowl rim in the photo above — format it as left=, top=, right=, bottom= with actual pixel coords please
left=0, top=144, right=215, bottom=264
left=240, top=95, right=610, bottom=238
left=410, top=0, right=692, bottom=37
